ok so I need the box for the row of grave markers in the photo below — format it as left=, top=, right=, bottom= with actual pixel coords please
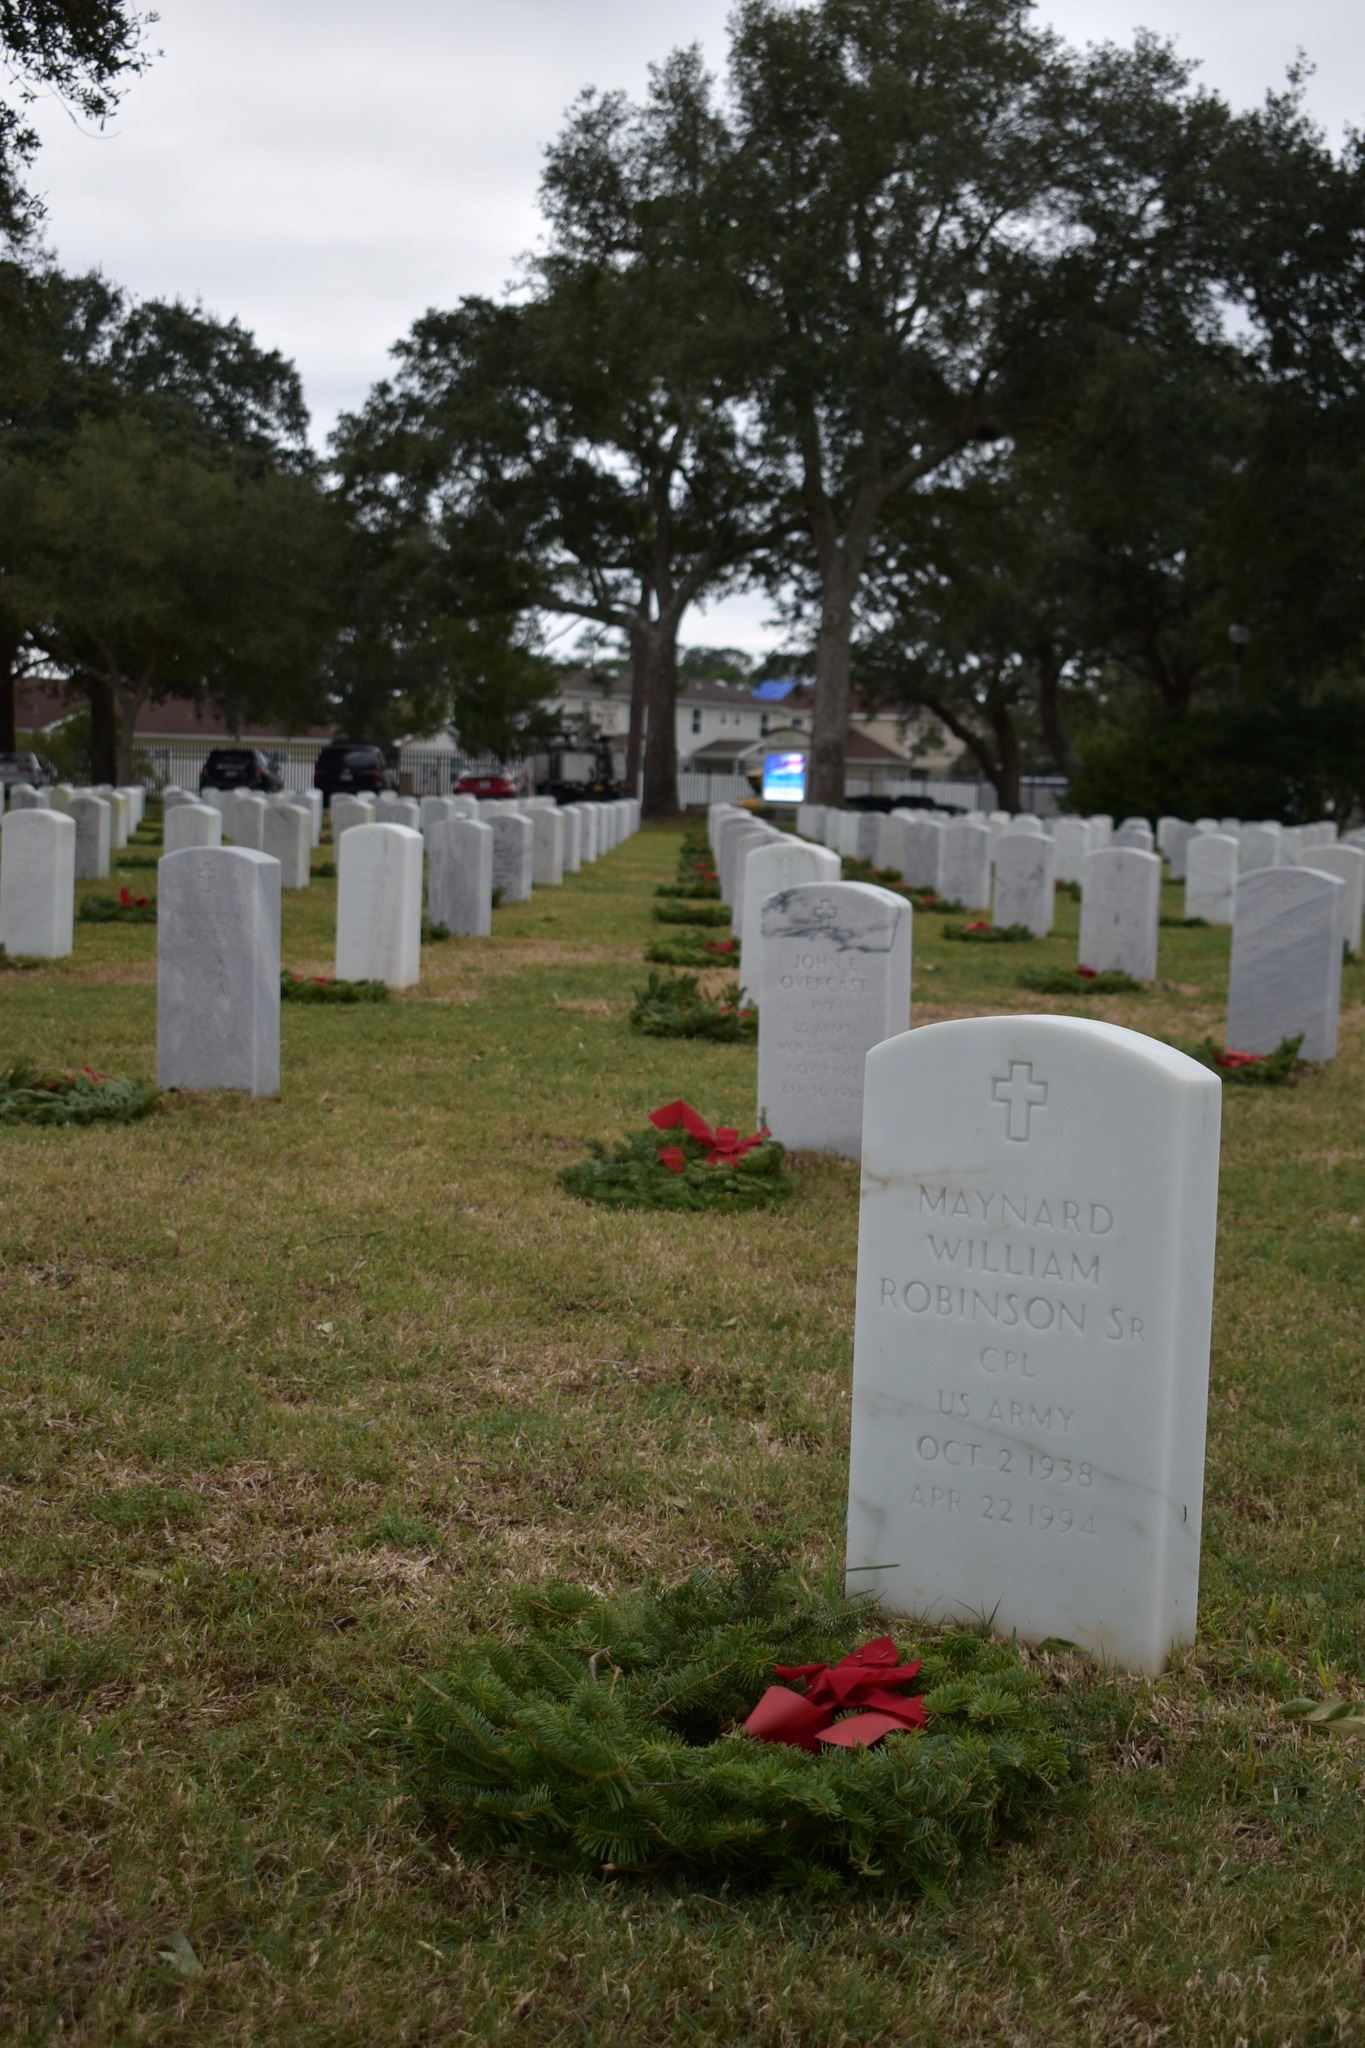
left=0, top=787, right=639, bottom=1094
left=704, top=802, right=1358, bottom=1142
left=0, top=782, right=637, bottom=956
left=157, top=796, right=639, bottom=1093
left=704, top=802, right=1234, bottom=1675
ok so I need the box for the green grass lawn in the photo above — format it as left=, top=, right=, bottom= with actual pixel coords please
left=1, top=818, right=1362, bottom=2047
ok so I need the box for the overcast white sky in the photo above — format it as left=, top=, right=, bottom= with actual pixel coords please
left=23, top=0, right=1363, bottom=656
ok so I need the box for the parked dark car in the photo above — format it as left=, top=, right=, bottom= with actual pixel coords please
left=198, top=747, right=281, bottom=794
left=0, top=750, right=56, bottom=789
left=455, top=770, right=521, bottom=800
left=312, top=741, right=392, bottom=803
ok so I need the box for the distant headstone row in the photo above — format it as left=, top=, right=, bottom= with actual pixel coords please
left=773, top=802, right=1360, bottom=1070
left=0, top=781, right=638, bottom=1090
left=154, top=796, right=639, bottom=1092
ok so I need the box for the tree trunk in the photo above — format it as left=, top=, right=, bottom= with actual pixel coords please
left=625, top=627, right=650, bottom=795
left=640, top=624, right=680, bottom=820
left=0, top=638, right=17, bottom=752
left=87, top=676, right=118, bottom=783
left=989, top=692, right=1022, bottom=812
left=1034, top=658, right=1073, bottom=776
left=808, top=565, right=856, bottom=806
left=114, top=681, right=147, bottom=786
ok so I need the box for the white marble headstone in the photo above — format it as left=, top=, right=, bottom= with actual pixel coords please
left=0, top=808, right=75, bottom=957
left=902, top=815, right=945, bottom=892
left=1051, top=817, right=1089, bottom=886
left=847, top=1014, right=1222, bottom=1674
left=336, top=823, right=423, bottom=987
left=157, top=847, right=280, bottom=1094
left=421, top=796, right=458, bottom=836
left=738, top=837, right=841, bottom=1002
left=261, top=802, right=311, bottom=888
left=573, top=804, right=599, bottom=863
left=1079, top=848, right=1161, bottom=981
left=1239, top=824, right=1281, bottom=874
left=560, top=805, right=582, bottom=874
left=532, top=806, right=565, bottom=887
left=1184, top=832, right=1238, bottom=925
left=330, top=795, right=372, bottom=846
left=756, top=881, right=911, bottom=1160
left=69, top=793, right=112, bottom=880
left=164, top=802, right=222, bottom=854
left=1298, top=842, right=1364, bottom=956
left=428, top=816, right=493, bottom=936
left=1226, top=866, right=1344, bottom=1061
left=939, top=821, right=991, bottom=908
left=489, top=812, right=534, bottom=903
left=992, top=831, right=1055, bottom=937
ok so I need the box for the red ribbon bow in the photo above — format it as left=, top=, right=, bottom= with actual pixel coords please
left=1216, top=1048, right=1264, bottom=1069
left=649, top=1099, right=768, bottom=1172
left=118, top=886, right=151, bottom=909
left=743, top=1636, right=926, bottom=1751
left=1076, top=966, right=1097, bottom=979
left=964, top=920, right=990, bottom=932
left=703, top=939, right=737, bottom=956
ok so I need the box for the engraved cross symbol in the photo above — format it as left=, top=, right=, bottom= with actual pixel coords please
left=992, top=1060, right=1048, bottom=1142
left=813, top=896, right=837, bottom=923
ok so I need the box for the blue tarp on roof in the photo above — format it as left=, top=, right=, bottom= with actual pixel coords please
left=751, top=679, right=801, bottom=701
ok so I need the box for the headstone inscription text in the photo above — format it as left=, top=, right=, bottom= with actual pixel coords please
left=847, top=1014, right=1222, bottom=1674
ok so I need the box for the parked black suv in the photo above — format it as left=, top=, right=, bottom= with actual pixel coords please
left=0, top=750, right=56, bottom=789
left=312, top=740, right=392, bottom=803
left=198, top=747, right=281, bottom=793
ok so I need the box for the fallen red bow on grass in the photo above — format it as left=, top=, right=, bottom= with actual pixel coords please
left=118, top=886, right=151, bottom=908
left=743, top=1636, right=927, bottom=1751
left=1216, top=1048, right=1265, bottom=1069
left=963, top=920, right=990, bottom=932
left=1076, top=966, right=1097, bottom=979
left=649, top=1099, right=769, bottom=1171
left=703, top=939, right=737, bottom=956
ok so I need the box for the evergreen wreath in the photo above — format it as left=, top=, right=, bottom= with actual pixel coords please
left=1160, top=914, right=1208, bottom=928
left=653, top=900, right=731, bottom=927
left=0, top=1059, right=158, bottom=1126
left=78, top=887, right=157, bottom=923
left=561, top=1100, right=789, bottom=1211
left=280, top=971, right=390, bottom=1003
left=402, top=1560, right=1081, bottom=1891
left=677, top=828, right=713, bottom=866
left=943, top=921, right=1034, bottom=943
left=630, top=971, right=756, bottom=1041
left=1016, top=967, right=1146, bottom=994
left=644, top=936, right=738, bottom=969
left=656, top=880, right=722, bottom=901
left=1181, top=1034, right=1305, bottom=1085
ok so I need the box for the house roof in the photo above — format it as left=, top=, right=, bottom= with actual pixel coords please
left=846, top=727, right=912, bottom=763
left=685, top=736, right=756, bottom=765
left=691, top=724, right=911, bottom=770
left=15, top=683, right=333, bottom=742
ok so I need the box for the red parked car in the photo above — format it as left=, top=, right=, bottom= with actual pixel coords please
left=454, top=771, right=521, bottom=800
